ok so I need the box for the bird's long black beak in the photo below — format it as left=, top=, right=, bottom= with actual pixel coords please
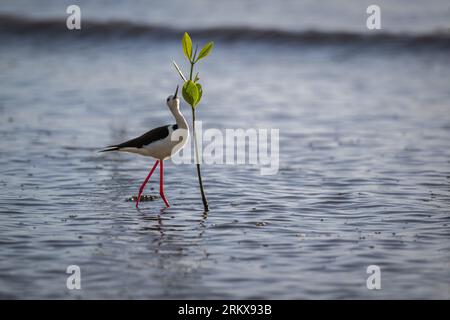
left=174, top=85, right=179, bottom=99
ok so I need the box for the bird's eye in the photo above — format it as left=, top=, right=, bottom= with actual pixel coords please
left=166, top=97, right=170, bottom=102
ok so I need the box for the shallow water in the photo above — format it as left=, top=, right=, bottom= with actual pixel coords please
left=0, top=1, right=450, bottom=299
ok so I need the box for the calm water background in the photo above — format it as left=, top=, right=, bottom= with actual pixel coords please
left=0, top=0, right=449, bottom=299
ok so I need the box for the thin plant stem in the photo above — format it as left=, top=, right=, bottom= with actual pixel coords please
left=189, top=45, right=198, bottom=80
left=192, top=108, right=209, bottom=211
left=189, top=62, right=194, bottom=81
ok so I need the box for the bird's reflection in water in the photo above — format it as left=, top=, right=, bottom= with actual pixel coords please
left=139, top=208, right=209, bottom=247
left=137, top=209, right=212, bottom=297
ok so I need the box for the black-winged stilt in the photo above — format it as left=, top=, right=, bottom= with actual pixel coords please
left=100, top=86, right=189, bottom=208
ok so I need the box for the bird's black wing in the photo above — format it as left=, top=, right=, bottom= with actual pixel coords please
left=100, top=125, right=172, bottom=152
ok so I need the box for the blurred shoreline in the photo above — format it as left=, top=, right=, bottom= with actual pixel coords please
left=1, top=14, right=449, bottom=51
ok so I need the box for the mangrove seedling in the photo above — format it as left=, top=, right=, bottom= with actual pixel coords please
left=173, top=32, right=214, bottom=212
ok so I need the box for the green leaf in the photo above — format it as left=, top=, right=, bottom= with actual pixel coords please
left=196, top=42, right=214, bottom=62
left=182, top=32, right=192, bottom=61
left=182, top=80, right=199, bottom=108
left=172, top=60, right=187, bottom=82
left=194, top=83, right=203, bottom=107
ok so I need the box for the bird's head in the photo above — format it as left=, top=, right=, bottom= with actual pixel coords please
left=166, top=85, right=180, bottom=110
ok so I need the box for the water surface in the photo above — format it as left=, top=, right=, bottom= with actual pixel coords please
left=0, top=1, right=449, bottom=299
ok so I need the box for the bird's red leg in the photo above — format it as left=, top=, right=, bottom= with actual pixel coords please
left=159, top=160, right=170, bottom=207
left=136, top=160, right=159, bottom=208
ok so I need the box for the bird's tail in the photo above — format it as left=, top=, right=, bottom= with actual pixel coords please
left=98, top=146, right=120, bottom=153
